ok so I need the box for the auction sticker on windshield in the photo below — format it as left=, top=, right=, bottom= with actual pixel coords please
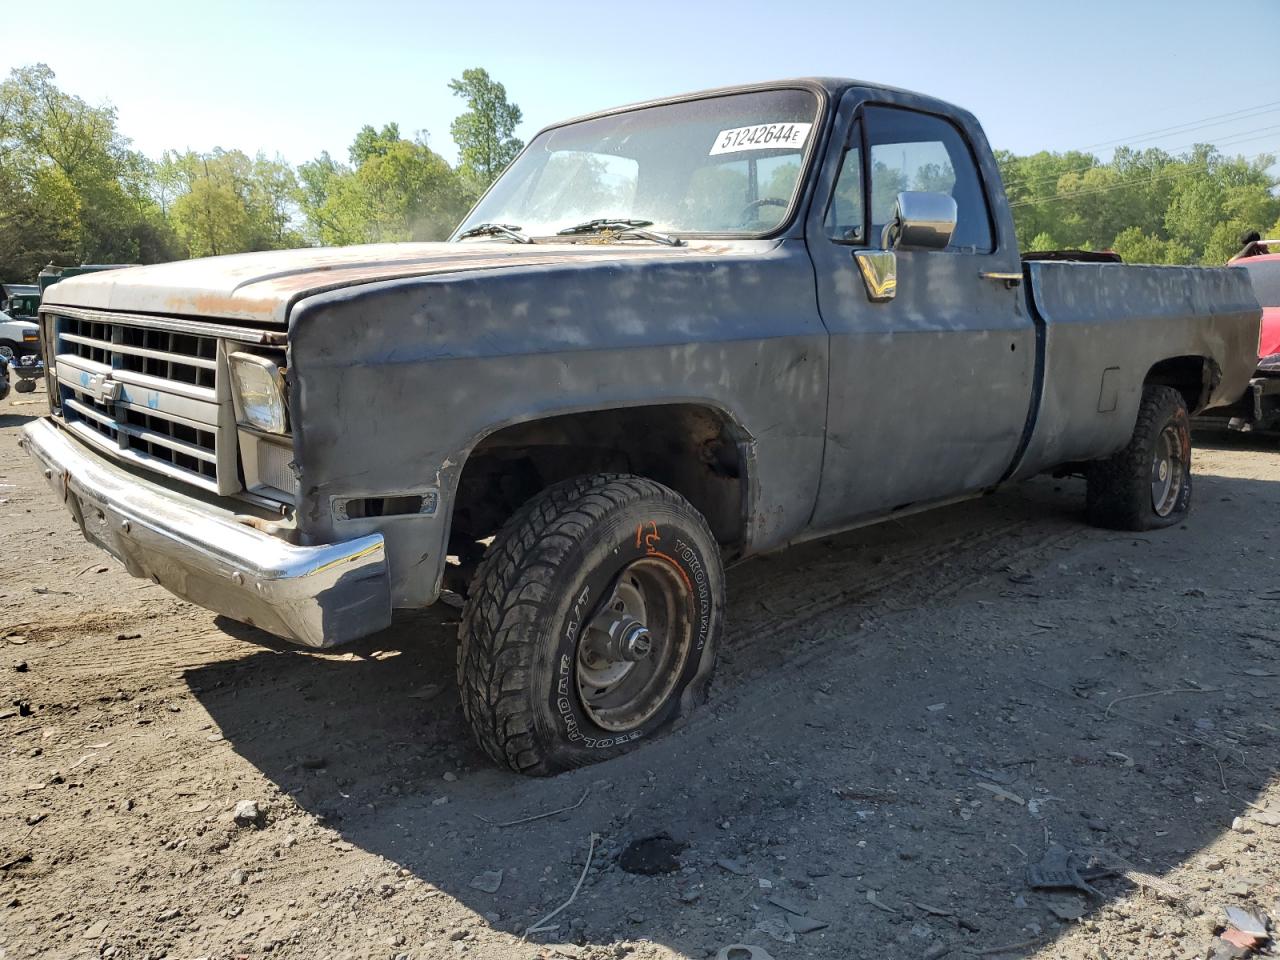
left=709, top=122, right=812, bottom=156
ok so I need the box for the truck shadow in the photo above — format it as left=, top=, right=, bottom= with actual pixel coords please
left=188, top=474, right=1280, bottom=959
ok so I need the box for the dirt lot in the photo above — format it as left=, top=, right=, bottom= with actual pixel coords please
left=2, top=386, right=1279, bottom=960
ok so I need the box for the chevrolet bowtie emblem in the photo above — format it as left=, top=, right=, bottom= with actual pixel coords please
left=95, top=377, right=121, bottom=404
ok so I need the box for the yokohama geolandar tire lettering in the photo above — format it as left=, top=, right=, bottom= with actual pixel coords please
left=456, top=474, right=725, bottom=776
left=1086, top=385, right=1192, bottom=531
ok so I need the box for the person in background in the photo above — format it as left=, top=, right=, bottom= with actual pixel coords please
left=1229, top=230, right=1271, bottom=263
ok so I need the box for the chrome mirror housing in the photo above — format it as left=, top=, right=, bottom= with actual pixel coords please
left=882, top=191, right=957, bottom=251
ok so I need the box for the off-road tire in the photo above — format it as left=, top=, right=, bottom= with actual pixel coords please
left=457, top=474, right=724, bottom=775
left=1086, top=385, right=1191, bottom=530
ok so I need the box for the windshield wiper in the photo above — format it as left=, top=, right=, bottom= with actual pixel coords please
left=456, top=222, right=532, bottom=244
left=556, top=218, right=682, bottom=247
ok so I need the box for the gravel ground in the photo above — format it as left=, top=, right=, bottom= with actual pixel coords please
left=2, top=386, right=1279, bottom=960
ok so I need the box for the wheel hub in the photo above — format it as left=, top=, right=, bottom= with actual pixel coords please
left=1150, top=423, right=1186, bottom=517
left=574, top=557, right=694, bottom=733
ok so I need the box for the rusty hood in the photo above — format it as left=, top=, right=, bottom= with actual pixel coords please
left=40, top=241, right=728, bottom=326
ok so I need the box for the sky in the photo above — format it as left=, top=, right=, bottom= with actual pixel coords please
left=3, top=0, right=1279, bottom=170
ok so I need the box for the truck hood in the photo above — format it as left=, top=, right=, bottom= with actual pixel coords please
left=40, top=240, right=736, bottom=326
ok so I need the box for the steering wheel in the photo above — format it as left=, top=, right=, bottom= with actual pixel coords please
left=739, top=197, right=787, bottom=224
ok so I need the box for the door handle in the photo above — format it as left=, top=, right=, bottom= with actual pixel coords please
left=980, top=271, right=1022, bottom=288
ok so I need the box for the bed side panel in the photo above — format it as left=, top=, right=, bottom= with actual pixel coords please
left=1011, top=261, right=1259, bottom=479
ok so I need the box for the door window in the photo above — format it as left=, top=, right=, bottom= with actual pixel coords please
left=863, top=106, right=994, bottom=253
left=823, top=122, right=864, bottom=242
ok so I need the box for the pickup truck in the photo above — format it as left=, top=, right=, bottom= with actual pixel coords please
left=20, top=78, right=1261, bottom=775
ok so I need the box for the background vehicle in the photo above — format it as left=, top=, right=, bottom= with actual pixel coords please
left=20, top=79, right=1261, bottom=775
left=0, top=307, right=40, bottom=360
left=1, top=282, right=40, bottom=319
left=1193, top=251, right=1280, bottom=433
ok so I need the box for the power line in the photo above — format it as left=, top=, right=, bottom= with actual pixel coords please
left=1074, top=99, right=1280, bottom=152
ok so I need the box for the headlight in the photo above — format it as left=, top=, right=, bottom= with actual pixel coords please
left=228, top=352, right=288, bottom=434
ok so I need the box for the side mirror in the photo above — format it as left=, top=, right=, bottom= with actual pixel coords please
left=882, top=191, right=957, bottom=251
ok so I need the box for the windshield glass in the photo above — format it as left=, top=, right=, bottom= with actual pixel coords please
left=454, top=88, right=821, bottom=239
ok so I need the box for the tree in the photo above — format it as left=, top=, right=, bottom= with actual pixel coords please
left=997, top=143, right=1280, bottom=265
left=298, top=128, right=471, bottom=245
left=0, top=63, right=180, bottom=278
left=162, top=148, right=305, bottom=258
left=448, top=67, right=523, bottom=191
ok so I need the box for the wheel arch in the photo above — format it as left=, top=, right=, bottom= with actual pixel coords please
left=446, top=401, right=756, bottom=565
left=1144, top=354, right=1221, bottom=415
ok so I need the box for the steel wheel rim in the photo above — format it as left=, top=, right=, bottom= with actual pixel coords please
left=575, top=557, right=694, bottom=732
left=1151, top=424, right=1185, bottom=517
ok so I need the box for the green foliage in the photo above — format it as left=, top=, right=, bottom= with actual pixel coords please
left=160, top=149, right=305, bottom=258
left=0, top=63, right=182, bottom=279
left=448, top=67, right=524, bottom=191
left=999, top=144, right=1280, bottom=264
left=297, top=130, right=471, bottom=244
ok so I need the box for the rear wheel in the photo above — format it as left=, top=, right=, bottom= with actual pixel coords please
left=457, top=474, right=724, bottom=775
left=1086, top=385, right=1192, bottom=530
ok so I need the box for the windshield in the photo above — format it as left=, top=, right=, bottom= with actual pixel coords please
left=454, top=88, right=821, bottom=239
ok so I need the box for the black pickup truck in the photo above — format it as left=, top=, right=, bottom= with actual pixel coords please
left=22, top=78, right=1260, bottom=774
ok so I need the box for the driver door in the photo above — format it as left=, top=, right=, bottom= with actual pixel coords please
left=807, top=97, right=1036, bottom=530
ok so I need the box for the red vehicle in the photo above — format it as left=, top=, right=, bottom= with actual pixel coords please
left=1209, top=250, right=1280, bottom=432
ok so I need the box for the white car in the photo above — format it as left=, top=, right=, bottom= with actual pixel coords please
left=0, top=309, right=39, bottom=358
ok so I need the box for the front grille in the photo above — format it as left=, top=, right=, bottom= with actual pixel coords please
left=49, top=310, right=237, bottom=494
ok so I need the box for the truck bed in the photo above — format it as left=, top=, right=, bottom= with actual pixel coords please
left=1010, top=261, right=1260, bottom=480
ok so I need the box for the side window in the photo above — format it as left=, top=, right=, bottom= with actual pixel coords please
left=863, top=105, right=994, bottom=253
left=824, top=122, right=864, bottom=242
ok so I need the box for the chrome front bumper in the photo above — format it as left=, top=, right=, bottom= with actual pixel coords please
left=20, top=418, right=391, bottom=648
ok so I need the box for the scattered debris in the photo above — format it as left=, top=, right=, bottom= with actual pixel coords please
left=976, top=937, right=1042, bottom=956
left=468, top=869, right=503, bottom=894
left=913, top=901, right=954, bottom=917
left=1047, top=897, right=1086, bottom=921
left=1224, top=906, right=1269, bottom=939
left=618, top=835, right=684, bottom=875
left=752, top=916, right=795, bottom=944
left=715, top=947, right=773, bottom=960
left=1026, top=844, right=1101, bottom=898
left=1249, top=808, right=1280, bottom=827
left=474, top=787, right=590, bottom=827
left=716, top=857, right=749, bottom=876
left=232, top=800, right=264, bottom=828
left=865, top=889, right=898, bottom=914
left=786, top=914, right=829, bottom=934
left=1104, top=685, right=1218, bottom=719
left=765, top=894, right=807, bottom=916
left=524, top=833, right=598, bottom=939
left=1, top=852, right=32, bottom=871
left=976, top=782, right=1026, bottom=805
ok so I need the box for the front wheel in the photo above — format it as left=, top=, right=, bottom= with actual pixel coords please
left=457, top=474, right=724, bottom=775
left=1086, top=385, right=1192, bottom=530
